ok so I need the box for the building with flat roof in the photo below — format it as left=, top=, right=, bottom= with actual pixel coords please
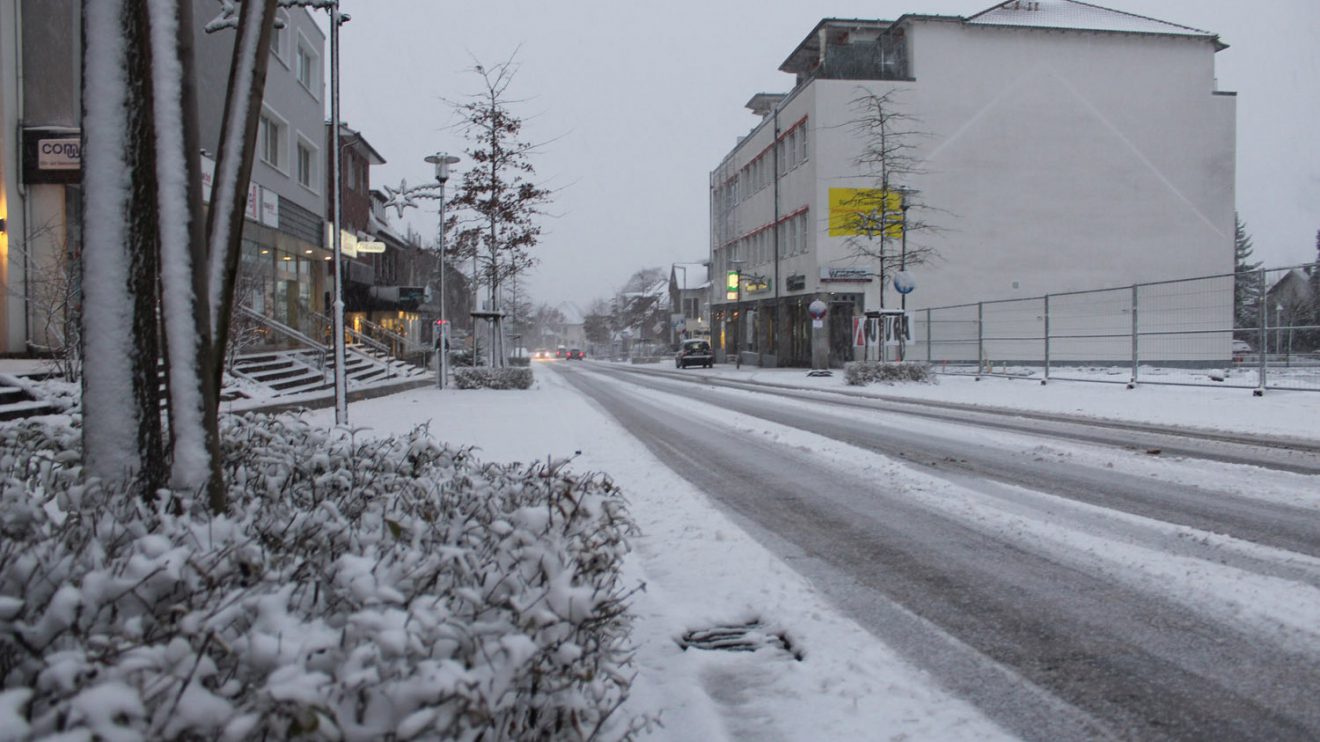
left=710, top=0, right=1235, bottom=367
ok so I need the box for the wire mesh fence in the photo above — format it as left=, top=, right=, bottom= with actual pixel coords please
left=909, top=264, right=1320, bottom=392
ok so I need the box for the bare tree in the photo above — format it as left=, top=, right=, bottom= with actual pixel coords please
left=1, top=221, right=84, bottom=381
left=840, top=88, right=940, bottom=309
left=445, top=55, right=552, bottom=367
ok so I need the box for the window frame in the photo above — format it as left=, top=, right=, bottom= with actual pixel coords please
left=258, top=107, right=289, bottom=174
left=295, top=134, right=319, bottom=193
left=294, top=30, right=320, bottom=97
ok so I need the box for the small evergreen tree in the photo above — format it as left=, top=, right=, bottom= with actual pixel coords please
left=1233, top=213, right=1263, bottom=332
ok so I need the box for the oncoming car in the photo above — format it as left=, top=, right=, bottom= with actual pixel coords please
left=675, top=339, right=713, bottom=369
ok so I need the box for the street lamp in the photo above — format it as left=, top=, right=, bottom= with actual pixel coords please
left=425, top=152, right=460, bottom=388
left=672, top=263, right=688, bottom=343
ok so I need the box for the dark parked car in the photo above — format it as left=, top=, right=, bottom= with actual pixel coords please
left=567, top=348, right=585, bottom=360
left=675, top=339, right=713, bottom=369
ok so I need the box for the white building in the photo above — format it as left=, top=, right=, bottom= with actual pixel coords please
left=710, top=1, right=1235, bottom=367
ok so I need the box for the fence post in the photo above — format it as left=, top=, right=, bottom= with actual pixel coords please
left=1256, top=269, right=1268, bottom=396
left=925, top=308, right=933, bottom=364
left=1129, top=284, right=1139, bottom=388
left=1043, top=294, right=1051, bottom=385
left=977, top=302, right=985, bottom=378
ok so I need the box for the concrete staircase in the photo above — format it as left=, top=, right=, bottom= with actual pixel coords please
left=0, top=374, right=61, bottom=421
left=228, top=344, right=426, bottom=399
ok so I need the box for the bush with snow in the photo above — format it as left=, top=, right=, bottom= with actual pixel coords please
left=452, top=367, right=534, bottom=390
left=0, top=414, right=645, bottom=740
left=844, top=361, right=934, bottom=386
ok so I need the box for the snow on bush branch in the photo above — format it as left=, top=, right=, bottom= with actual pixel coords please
left=844, top=361, right=935, bottom=385
left=0, top=414, right=648, bottom=740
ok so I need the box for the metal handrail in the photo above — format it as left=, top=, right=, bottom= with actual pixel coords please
left=236, top=305, right=329, bottom=369
left=356, top=316, right=426, bottom=355
left=305, top=312, right=391, bottom=356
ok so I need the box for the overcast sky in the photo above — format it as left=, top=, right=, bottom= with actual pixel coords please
left=331, top=0, right=1319, bottom=309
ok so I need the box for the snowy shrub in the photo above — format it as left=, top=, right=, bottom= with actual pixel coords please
left=507, top=356, right=531, bottom=368
left=452, top=367, right=534, bottom=390
left=0, top=414, right=646, bottom=740
left=844, top=361, right=934, bottom=386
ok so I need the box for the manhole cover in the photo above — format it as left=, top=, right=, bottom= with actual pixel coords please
left=678, top=620, right=802, bottom=660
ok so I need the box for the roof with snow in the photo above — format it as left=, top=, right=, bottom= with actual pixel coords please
left=967, top=1, right=1216, bottom=42
left=672, top=263, right=710, bottom=291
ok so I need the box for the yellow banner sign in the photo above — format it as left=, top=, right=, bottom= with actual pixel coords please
left=828, top=188, right=904, bottom=238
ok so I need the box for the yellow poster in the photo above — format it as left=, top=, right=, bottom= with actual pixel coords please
left=828, top=188, right=904, bottom=238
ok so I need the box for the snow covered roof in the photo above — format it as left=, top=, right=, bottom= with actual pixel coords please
left=967, top=1, right=1217, bottom=43
left=672, top=263, right=710, bottom=291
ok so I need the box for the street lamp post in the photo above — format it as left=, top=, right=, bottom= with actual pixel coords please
left=425, top=153, right=460, bottom=388
left=329, top=1, right=348, bottom=424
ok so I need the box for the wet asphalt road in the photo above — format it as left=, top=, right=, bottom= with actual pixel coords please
left=555, top=362, right=1320, bottom=741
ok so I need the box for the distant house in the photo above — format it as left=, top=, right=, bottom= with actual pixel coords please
left=669, top=263, right=711, bottom=341
left=556, top=302, right=586, bottom=349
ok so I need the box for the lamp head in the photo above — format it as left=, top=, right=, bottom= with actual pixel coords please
left=425, top=153, right=461, bottom=183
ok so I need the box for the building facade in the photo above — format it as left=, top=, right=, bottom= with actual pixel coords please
left=710, top=1, right=1236, bottom=367
left=0, top=1, right=333, bottom=356
left=669, top=262, right=710, bottom=343
left=195, top=2, right=331, bottom=343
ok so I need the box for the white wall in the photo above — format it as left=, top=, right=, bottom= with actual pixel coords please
left=818, top=20, right=1236, bottom=312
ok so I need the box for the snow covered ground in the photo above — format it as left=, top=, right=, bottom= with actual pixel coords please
left=301, top=361, right=1319, bottom=740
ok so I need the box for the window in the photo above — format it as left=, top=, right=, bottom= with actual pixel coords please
left=270, top=11, right=288, bottom=60
left=798, top=124, right=809, bottom=164
left=259, top=114, right=284, bottom=169
left=296, top=41, right=317, bottom=90
left=296, top=140, right=316, bottom=190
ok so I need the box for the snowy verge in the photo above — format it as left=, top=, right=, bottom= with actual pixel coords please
left=0, top=413, right=647, bottom=740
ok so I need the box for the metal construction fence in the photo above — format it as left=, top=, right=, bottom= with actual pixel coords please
left=907, top=264, right=1320, bottom=392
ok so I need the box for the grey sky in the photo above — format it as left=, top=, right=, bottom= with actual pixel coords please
left=332, top=1, right=1319, bottom=308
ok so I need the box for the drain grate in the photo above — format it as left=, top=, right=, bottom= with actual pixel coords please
left=678, top=620, right=803, bottom=660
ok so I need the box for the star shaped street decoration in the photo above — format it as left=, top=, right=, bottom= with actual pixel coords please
left=381, top=178, right=443, bottom=220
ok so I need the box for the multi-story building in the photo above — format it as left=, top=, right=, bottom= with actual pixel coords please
left=0, top=0, right=332, bottom=356
left=195, top=2, right=331, bottom=340
left=710, top=1, right=1235, bottom=367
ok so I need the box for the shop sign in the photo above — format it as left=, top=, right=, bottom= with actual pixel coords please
left=259, top=187, right=279, bottom=227
left=785, top=274, right=806, bottom=291
left=22, top=127, right=81, bottom=184
left=38, top=139, right=81, bottom=170
left=820, top=267, right=872, bottom=282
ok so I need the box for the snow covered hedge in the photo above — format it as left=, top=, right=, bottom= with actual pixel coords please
left=0, top=414, right=645, bottom=740
left=844, top=361, right=934, bottom=386
left=452, top=367, right=534, bottom=390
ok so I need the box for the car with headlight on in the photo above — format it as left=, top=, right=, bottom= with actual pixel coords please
left=675, top=339, right=713, bottom=369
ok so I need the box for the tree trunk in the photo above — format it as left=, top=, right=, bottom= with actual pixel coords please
left=147, top=0, right=221, bottom=500
left=80, top=0, right=166, bottom=495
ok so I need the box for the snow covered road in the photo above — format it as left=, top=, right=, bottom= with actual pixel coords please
left=558, top=362, right=1320, bottom=740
